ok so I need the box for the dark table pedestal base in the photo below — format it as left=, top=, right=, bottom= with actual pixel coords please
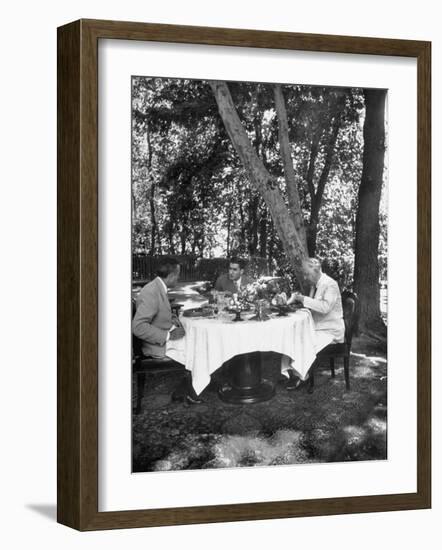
left=218, top=379, right=275, bottom=404
left=218, top=351, right=275, bottom=404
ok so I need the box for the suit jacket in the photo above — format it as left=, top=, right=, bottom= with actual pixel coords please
left=214, top=273, right=253, bottom=294
left=132, top=277, right=173, bottom=357
left=303, top=273, right=345, bottom=342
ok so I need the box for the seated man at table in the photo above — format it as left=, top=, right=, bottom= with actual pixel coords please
left=214, top=257, right=253, bottom=294
left=132, top=258, right=202, bottom=404
left=281, top=257, right=345, bottom=390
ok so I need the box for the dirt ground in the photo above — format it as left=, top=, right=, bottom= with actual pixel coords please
left=132, top=281, right=387, bottom=472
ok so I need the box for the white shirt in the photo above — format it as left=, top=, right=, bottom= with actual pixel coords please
left=232, top=276, right=242, bottom=292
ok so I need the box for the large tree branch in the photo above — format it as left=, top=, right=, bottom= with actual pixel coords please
left=146, top=123, right=152, bottom=169
left=310, top=114, right=342, bottom=223
left=209, top=80, right=308, bottom=279
left=209, top=81, right=270, bottom=186
left=273, top=86, right=298, bottom=206
left=273, top=85, right=307, bottom=249
left=305, top=129, right=322, bottom=201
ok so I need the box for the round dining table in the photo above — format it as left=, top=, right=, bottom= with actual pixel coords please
left=176, top=309, right=318, bottom=404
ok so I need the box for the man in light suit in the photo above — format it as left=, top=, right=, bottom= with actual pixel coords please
left=132, top=258, right=184, bottom=358
left=132, top=258, right=201, bottom=404
left=214, top=257, right=253, bottom=294
left=282, top=257, right=345, bottom=390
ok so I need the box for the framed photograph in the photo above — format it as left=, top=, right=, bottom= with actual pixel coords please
left=57, top=19, right=431, bottom=530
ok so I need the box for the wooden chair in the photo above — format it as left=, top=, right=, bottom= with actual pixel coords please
left=132, top=299, right=184, bottom=414
left=309, top=291, right=359, bottom=392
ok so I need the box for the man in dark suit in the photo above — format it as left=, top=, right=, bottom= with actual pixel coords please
left=214, top=257, right=253, bottom=294
left=132, top=258, right=202, bottom=404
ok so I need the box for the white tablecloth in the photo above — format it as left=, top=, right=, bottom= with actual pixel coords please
left=167, top=309, right=318, bottom=395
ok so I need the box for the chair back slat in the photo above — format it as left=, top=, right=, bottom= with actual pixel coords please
left=341, top=291, right=359, bottom=346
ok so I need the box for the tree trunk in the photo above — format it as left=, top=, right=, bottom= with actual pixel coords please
left=132, top=190, right=137, bottom=223
left=180, top=230, right=186, bottom=255
left=268, top=229, right=276, bottom=270
left=209, top=81, right=308, bottom=287
left=306, top=113, right=342, bottom=256
left=239, top=198, right=246, bottom=245
left=167, top=222, right=175, bottom=254
left=248, top=195, right=259, bottom=255
left=149, top=183, right=157, bottom=255
left=307, top=221, right=319, bottom=256
left=145, top=124, right=158, bottom=255
left=274, top=85, right=307, bottom=249
left=199, top=233, right=205, bottom=256
left=353, top=89, right=387, bottom=336
left=259, top=207, right=268, bottom=258
left=226, top=203, right=232, bottom=255
left=156, top=227, right=162, bottom=254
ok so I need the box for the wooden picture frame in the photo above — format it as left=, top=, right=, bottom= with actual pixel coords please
left=57, top=18, right=431, bottom=530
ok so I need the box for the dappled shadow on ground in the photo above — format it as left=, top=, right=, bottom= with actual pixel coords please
left=132, top=349, right=387, bottom=472
left=132, top=281, right=387, bottom=472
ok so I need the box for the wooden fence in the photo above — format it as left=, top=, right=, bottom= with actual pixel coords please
left=132, top=255, right=269, bottom=283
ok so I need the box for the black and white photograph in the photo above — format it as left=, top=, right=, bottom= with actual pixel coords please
left=131, top=76, right=388, bottom=473
left=2, top=0, right=435, bottom=541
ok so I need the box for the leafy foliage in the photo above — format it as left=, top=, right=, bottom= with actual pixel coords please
left=131, top=77, right=387, bottom=289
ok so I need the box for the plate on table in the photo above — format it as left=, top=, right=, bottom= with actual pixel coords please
left=270, top=304, right=302, bottom=315
left=183, top=307, right=215, bottom=318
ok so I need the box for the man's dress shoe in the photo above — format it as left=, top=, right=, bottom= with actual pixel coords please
left=286, top=376, right=301, bottom=390
left=185, top=394, right=203, bottom=405
left=171, top=392, right=203, bottom=405
left=287, top=375, right=311, bottom=392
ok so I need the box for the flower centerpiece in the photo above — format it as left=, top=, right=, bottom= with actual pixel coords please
left=240, top=277, right=293, bottom=320
left=267, top=280, right=291, bottom=315
left=241, top=279, right=275, bottom=321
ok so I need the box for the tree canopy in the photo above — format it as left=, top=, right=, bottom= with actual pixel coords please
left=132, top=76, right=387, bottom=293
